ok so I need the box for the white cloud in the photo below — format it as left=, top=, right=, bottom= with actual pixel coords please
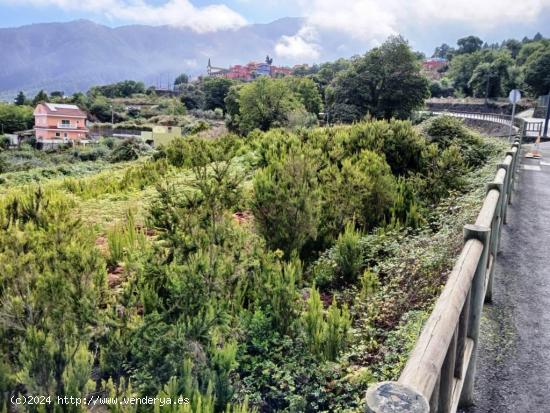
left=298, top=0, right=398, bottom=41
left=413, top=0, right=548, bottom=26
left=275, top=0, right=550, bottom=60
left=275, top=26, right=321, bottom=60
left=4, top=0, right=247, bottom=32
left=275, top=35, right=321, bottom=60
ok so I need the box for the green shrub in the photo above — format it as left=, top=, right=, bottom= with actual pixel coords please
left=333, top=222, right=364, bottom=284
left=74, top=146, right=109, bottom=162
left=252, top=150, right=321, bottom=256
left=110, top=139, right=150, bottom=163
left=267, top=258, right=302, bottom=335
left=390, top=177, right=425, bottom=229
left=0, top=137, right=10, bottom=150
left=107, top=210, right=147, bottom=266
left=302, top=287, right=352, bottom=361
left=319, top=150, right=397, bottom=243
left=424, top=115, right=489, bottom=167
left=422, top=143, right=468, bottom=203
left=360, top=269, right=380, bottom=300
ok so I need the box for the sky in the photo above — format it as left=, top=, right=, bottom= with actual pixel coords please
left=1, top=0, right=550, bottom=58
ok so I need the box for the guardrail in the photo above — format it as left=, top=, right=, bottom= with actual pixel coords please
left=524, top=121, right=543, bottom=133
left=428, top=111, right=543, bottom=138
left=365, top=136, right=522, bottom=413
left=430, top=110, right=511, bottom=124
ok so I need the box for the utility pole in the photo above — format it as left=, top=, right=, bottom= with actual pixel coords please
left=543, top=92, right=550, bottom=138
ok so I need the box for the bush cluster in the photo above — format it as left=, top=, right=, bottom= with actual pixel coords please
left=0, top=116, right=500, bottom=412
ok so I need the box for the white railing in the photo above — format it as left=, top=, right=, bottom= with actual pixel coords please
left=58, top=123, right=75, bottom=129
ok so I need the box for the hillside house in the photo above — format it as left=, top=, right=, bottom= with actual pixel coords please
left=207, top=57, right=292, bottom=81
left=422, top=58, right=448, bottom=79
left=423, top=58, right=448, bottom=71
left=34, top=103, right=89, bottom=144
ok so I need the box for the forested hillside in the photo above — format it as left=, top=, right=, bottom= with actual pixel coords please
left=0, top=115, right=507, bottom=412
left=428, top=33, right=550, bottom=98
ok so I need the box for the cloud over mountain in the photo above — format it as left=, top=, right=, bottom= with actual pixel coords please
left=273, top=0, right=550, bottom=59
left=1, top=0, right=247, bottom=32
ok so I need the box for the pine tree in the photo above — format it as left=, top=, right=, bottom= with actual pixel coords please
left=32, top=89, right=49, bottom=105
left=323, top=298, right=352, bottom=361
left=303, top=287, right=324, bottom=356
left=360, top=270, right=380, bottom=300
left=333, top=222, right=363, bottom=283
left=267, top=256, right=301, bottom=335
left=302, top=288, right=352, bottom=361
left=15, top=91, right=26, bottom=106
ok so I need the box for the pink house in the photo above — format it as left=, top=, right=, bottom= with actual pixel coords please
left=34, top=103, right=89, bottom=142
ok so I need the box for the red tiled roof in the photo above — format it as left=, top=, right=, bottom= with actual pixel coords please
left=35, top=103, right=87, bottom=118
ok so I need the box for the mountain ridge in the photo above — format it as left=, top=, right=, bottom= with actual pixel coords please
left=0, top=17, right=308, bottom=99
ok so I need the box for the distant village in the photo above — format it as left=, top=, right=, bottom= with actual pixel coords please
left=1, top=55, right=451, bottom=150
left=206, top=55, right=295, bottom=81
left=206, top=55, right=448, bottom=82
left=421, top=57, right=449, bottom=79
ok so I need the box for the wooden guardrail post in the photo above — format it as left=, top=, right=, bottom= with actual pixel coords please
left=512, top=141, right=520, bottom=190
left=497, top=161, right=510, bottom=225
left=506, top=149, right=516, bottom=204
left=459, top=225, right=491, bottom=406
left=507, top=144, right=520, bottom=201
left=365, top=382, right=429, bottom=413
left=484, top=180, right=503, bottom=303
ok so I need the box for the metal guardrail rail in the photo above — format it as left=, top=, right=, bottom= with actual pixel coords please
left=433, top=110, right=511, bottom=123
left=428, top=111, right=543, bottom=137
left=365, top=136, right=522, bottom=413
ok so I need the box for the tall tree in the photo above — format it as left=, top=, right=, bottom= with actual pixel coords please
left=231, top=77, right=301, bottom=134
left=203, top=77, right=234, bottom=113
left=432, top=43, right=455, bottom=60
left=179, top=83, right=205, bottom=110
left=330, top=36, right=429, bottom=121
left=174, top=73, right=189, bottom=86
left=0, top=104, right=34, bottom=132
left=32, top=90, right=49, bottom=105
left=284, top=77, right=323, bottom=115
left=517, top=40, right=549, bottom=65
left=502, top=39, right=522, bottom=59
left=468, top=52, right=514, bottom=98
left=14, top=91, right=27, bottom=106
left=524, top=48, right=550, bottom=96
left=457, top=36, right=483, bottom=54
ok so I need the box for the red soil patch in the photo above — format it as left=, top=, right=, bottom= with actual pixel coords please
left=108, top=265, right=125, bottom=288
left=233, top=211, right=254, bottom=225
left=95, top=236, right=109, bottom=255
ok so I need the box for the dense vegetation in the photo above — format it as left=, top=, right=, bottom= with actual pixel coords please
left=0, top=115, right=505, bottom=412
left=4, top=32, right=546, bottom=148
left=0, top=139, right=153, bottom=185
left=429, top=33, right=549, bottom=98
left=291, top=33, right=548, bottom=104
left=1, top=29, right=542, bottom=413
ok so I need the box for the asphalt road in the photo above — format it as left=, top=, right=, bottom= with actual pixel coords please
left=460, top=142, right=550, bottom=413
